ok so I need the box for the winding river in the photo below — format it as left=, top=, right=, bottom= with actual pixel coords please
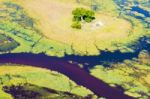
left=0, top=53, right=133, bottom=99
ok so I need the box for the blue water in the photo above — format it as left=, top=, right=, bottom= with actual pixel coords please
left=131, top=6, right=150, bottom=17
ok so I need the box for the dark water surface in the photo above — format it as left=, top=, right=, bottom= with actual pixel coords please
left=0, top=53, right=133, bottom=99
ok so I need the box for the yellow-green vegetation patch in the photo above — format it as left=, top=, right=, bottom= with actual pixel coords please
left=0, top=64, right=94, bottom=98
left=90, top=59, right=150, bottom=98
left=14, top=0, right=147, bottom=55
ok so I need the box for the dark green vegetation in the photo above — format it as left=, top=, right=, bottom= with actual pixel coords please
left=71, top=8, right=95, bottom=29
left=3, top=84, right=41, bottom=99
left=3, top=83, right=87, bottom=99
left=0, top=34, right=19, bottom=52
left=72, top=8, right=95, bottom=22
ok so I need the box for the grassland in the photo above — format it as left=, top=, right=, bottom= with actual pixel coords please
left=0, top=0, right=148, bottom=56
left=0, top=64, right=95, bottom=99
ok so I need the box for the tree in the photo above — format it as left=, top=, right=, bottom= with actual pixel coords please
left=71, top=8, right=95, bottom=29
left=72, top=8, right=95, bottom=23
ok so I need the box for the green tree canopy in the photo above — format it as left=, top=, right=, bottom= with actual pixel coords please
left=71, top=8, right=95, bottom=29
left=72, top=8, right=95, bottom=22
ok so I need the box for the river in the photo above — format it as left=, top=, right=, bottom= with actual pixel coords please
left=0, top=53, right=133, bottom=99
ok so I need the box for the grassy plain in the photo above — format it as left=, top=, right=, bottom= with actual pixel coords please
left=18, top=0, right=133, bottom=55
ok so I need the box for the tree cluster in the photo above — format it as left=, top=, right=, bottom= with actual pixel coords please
left=71, top=8, right=95, bottom=29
